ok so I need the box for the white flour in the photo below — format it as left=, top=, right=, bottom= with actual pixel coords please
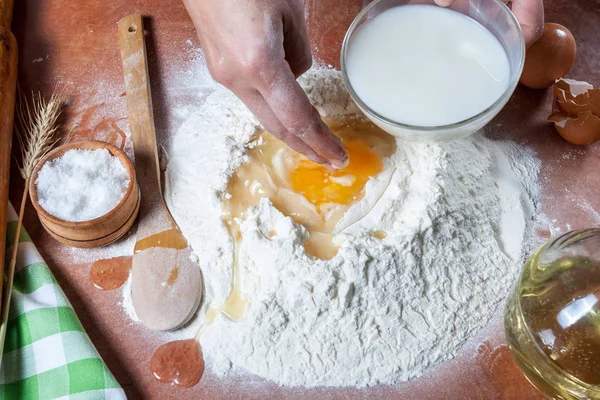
left=160, top=67, right=540, bottom=387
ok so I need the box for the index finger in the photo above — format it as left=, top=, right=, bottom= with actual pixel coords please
left=258, top=63, right=349, bottom=169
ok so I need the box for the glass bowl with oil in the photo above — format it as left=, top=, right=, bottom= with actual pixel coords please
left=505, top=228, right=600, bottom=399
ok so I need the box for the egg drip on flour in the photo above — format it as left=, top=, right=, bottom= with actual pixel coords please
left=196, top=119, right=396, bottom=328
left=196, top=118, right=396, bottom=331
left=222, top=118, right=396, bottom=260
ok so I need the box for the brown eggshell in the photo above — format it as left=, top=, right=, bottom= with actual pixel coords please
left=520, top=23, right=577, bottom=89
left=553, top=79, right=597, bottom=115
left=548, top=111, right=600, bottom=145
left=549, top=78, right=600, bottom=145
left=588, top=89, right=600, bottom=116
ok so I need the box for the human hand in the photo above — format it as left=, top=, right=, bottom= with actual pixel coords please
left=434, top=0, right=544, bottom=46
left=183, top=0, right=348, bottom=169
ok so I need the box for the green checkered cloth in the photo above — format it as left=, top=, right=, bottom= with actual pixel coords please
left=0, top=203, right=126, bottom=400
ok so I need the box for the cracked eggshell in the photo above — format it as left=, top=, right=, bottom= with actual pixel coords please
left=549, top=78, right=600, bottom=145
left=553, top=78, right=600, bottom=116
left=549, top=112, right=600, bottom=145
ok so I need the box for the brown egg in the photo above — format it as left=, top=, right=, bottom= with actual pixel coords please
left=520, top=23, right=577, bottom=89
left=548, top=78, right=600, bottom=145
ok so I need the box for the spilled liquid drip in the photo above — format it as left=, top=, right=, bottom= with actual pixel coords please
left=167, top=267, right=179, bottom=286
left=134, top=228, right=188, bottom=254
left=90, top=256, right=132, bottom=290
left=373, top=230, right=388, bottom=240
left=209, top=228, right=246, bottom=322
left=150, top=339, right=204, bottom=388
left=196, top=223, right=247, bottom=337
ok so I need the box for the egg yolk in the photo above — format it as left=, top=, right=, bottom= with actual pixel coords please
left=289, top=140, right=383, bottom=208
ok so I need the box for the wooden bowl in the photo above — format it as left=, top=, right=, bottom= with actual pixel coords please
left=30, top=141, right=140, bottom=248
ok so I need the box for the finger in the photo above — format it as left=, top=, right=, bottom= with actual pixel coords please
left=258, top=64, right=349, bottom=169
left=282, top=3, right=313, bottom=78
left=508, top=0, right=544, bottom=46
left=431, top=0, right=469, bottom=14
left=234, top=88, right=330, bottom=165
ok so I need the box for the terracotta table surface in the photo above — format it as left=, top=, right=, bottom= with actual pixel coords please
left=9, top=0, right=600, bottom=398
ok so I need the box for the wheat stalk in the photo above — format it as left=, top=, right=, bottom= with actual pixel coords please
left=16, top=91, right=64, bottom=179
left=0, top=91, right=64, bottom=361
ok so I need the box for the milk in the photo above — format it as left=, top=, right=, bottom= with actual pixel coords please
left=346, top=5, right=510, bottom=127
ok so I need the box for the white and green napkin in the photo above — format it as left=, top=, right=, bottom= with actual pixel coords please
left=0, top=204, right=126, bottom=400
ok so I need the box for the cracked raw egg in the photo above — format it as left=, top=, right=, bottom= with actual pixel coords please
left=289, top=140, right=384, bottom=209
left=548, top=78, right=600, bottom=145
left=224, top=119, right=396, bottom=260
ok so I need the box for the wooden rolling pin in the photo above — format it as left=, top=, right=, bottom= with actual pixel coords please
left=0, top=0, right=17, bottom=309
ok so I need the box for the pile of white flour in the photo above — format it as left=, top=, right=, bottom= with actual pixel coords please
left=162, top=67, right=540, bottom=387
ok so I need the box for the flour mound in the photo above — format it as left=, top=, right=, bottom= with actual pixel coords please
left=164, top=67, right=539, bottom=387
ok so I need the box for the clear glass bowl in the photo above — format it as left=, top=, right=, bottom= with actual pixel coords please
left=504, top=229, right=600, bottom=400
left=340, top=0, right=525, bottom=141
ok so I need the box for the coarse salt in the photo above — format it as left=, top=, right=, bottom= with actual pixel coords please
left=35, top=148, right=130, bottom=222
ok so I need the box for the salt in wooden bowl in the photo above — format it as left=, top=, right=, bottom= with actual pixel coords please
left=29, top=140, right=140, bottom=248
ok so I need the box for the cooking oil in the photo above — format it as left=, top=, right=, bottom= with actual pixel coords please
left=504, top=229, right=600, bottom=400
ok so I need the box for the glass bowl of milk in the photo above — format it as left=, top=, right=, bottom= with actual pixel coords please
left=341, top=0, right=525, bottom=141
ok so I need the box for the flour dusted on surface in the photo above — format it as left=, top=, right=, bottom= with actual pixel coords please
left=163, top=67, right=540, bottom=387
left=35, top=148, right=130, bottom=222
